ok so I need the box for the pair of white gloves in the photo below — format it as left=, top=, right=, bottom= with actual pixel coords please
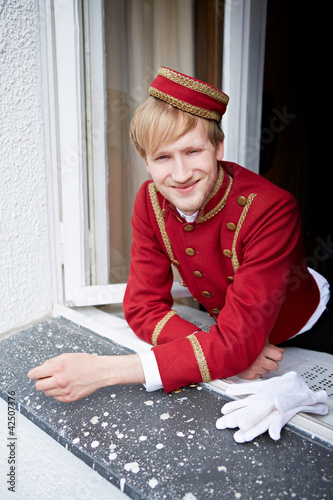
left=216, top=371, right=328, bottom=443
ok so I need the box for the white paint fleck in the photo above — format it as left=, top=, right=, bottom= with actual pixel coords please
left=124, top=462, right=140, bottom=473
left=84, top=432, right=90, bottom=437
left=218, top=466, right=227, bottom=472
left=91, top=441, right=99, bottom=448
left=120, top=478, right=126, bottom=492
left=144, top=400, right=154, bottom=406
left=160, top=413, right=170, bottom=420
left=117, top=433, right=124, bottom=439
left=156, top=443, right=164, bottom=449
left=177, top=432, right=185, bottom=437
left=139, top=435, right=147, bottom=441
left=35, top=405, right=41, bottom=410
left=183, top=493, right=198, bottom=500
left=55, top=344, right=63, bottom=348
left=103, top=411, right=109, bottom=416
left=235, top=493, right=241, bottom=499
left=73, top=438, right=80, bottom=444
left=109, top=453, right=117, bottom=460
left=101, top=422, right=108, bottom=428
left=111, top=394, right=116, bottom=398
left=90, top=416, right=99, bottom=425
left=148, top=478, right=159, bottom=489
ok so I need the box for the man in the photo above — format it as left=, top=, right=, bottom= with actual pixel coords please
left=29, top=67, right=331, bottom=402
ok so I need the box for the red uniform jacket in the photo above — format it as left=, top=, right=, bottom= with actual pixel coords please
left=123, top=162, right=320, bottom=392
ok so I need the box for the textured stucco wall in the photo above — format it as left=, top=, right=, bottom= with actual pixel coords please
left=0, top=0, right=53, bottom=333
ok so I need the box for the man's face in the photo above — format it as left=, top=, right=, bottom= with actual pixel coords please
left=145, top=121, right=224, bottom=215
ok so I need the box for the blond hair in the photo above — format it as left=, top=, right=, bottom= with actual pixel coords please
left=130, top=97, right=224, bottom=161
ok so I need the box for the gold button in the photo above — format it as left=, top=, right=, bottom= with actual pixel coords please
left=211, top=308, right=221, bottom=314
left=237, top=195, right=247, bottom=206
left=227, top=222, right=237, bottom=231
left=179, top=281, right=187, bottom=287
left=172, top=388, right=183, bottom=393
left=186, top=248, right=196, bottom=256
left=161, top=208, right=166, bottom=217
left=172, top=259, right=180, bottom=267
left=184, top=224, right=194, bottom=232
left=188, top=382, right=199, bottom=388
left=202, top=290, right=212, bottom=297
left=193, top=270, right=203, bottom=278
left=223, top=249, right=233, bottom=258
left=227, top=276, right=234, bottom=282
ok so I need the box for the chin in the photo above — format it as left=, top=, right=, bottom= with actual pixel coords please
left=176, top=201, right=201, bottom=215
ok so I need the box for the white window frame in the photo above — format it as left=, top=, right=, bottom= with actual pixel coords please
left=222, top=0, right=267, bottom=172
left=41, top=0, right=267, bottom=308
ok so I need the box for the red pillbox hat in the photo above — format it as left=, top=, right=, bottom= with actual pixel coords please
left=149, top=67, right=229, bottom=123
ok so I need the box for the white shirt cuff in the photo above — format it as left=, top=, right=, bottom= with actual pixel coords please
left=138, top=350, right=163, bottom=392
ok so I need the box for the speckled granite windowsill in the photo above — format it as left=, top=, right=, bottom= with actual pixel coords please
left=0, top=316, right=332, bottom=499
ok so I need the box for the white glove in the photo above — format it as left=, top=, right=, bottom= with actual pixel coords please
left=221, top=403, right=328, bottom=443
left=216, top=371, right=328, bottom=442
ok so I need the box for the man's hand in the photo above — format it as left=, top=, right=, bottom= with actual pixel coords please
left=238, top=343, right=284, bottom=380
left=28, top=353, right=145, bottom=403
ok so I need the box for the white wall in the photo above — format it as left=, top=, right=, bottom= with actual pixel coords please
left=0, top=0, right=53, bottom=334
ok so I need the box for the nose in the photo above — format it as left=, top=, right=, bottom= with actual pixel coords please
left=171, top=156, right=193, bottom=184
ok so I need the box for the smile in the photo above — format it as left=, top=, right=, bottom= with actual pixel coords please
left=172, top=180, right=199, bottom=194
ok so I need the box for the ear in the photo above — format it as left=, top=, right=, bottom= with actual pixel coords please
left=216, top=141, right=224, bottom=161
left=145, top=161, right=151, bottom=175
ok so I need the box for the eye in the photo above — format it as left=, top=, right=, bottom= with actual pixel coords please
left=154, top=154, right=168, bottom=162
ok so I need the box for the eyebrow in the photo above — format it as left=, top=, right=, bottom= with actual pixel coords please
left=152, top=141, right=206, bottom=157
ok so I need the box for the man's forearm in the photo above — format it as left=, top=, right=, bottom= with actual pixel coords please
left=103, top=354, right=146, bottom=386
left=28, top=353, right=145, bottom=402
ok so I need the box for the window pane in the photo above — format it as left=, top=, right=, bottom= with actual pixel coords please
left=83, top=0, right=223, bottom=286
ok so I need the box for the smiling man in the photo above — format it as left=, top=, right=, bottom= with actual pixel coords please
left=145, top=120, right=224, bottom=216
left=29, top=67, right=332, bottom=401
left=123, top=67, right=332, bottom=393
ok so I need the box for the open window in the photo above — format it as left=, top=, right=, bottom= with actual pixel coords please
left=42, top=0, right=266, bottom=308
